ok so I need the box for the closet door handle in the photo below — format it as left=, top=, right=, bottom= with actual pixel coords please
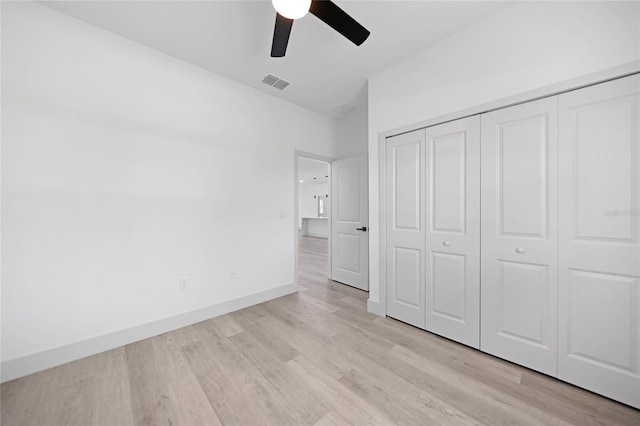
left=356, top=227, right=368, bottom=232
left=442, top=241, right=451, bottom=247
left=515, top=247, right=526, bottom=254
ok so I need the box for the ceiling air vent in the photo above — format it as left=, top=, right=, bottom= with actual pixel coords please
left=332, top=104, right=358, bottom=116
left=262, top=74, right=290, bottom=90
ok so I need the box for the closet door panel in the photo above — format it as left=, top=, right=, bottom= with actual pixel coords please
left=425, top=116, right=480, bottom=348
left=430, top=252, right=466, bottom=320
left=481, top=97, right=558, bottom=376
left=386, top=129, right=426, bottom=329
left=497, top=261, right=549, bottom=343
left=500, top=119, right=548, bottom=236
left=558, top=74, right=640, bottom=408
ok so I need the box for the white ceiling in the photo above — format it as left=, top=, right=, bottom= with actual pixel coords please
left=298, top=157, right=329, bottom=185
left=40, top=0, right=513, bottom=119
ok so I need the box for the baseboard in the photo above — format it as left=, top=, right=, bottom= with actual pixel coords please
left=367, top=298, right=385, bottom=317
left=306, top=233, right=328, bottom=238
left=1, top=282, right=297, bottom=383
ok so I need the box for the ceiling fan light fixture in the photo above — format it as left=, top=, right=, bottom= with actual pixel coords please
left=272, top=0, right=311, bottom=20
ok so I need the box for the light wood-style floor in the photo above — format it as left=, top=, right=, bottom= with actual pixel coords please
left=2, top=236, right=639, bottom=425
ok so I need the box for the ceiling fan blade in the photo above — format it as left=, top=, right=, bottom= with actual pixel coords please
left=309, top=0, right=370, bottom=46
left=271, top=13, right=294, bottom=57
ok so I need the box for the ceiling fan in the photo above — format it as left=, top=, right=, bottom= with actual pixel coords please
left=270, top=0, right=370, bottom=57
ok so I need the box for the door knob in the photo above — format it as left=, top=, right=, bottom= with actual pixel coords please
left=442, top=241, right=451, bottom=247
left=515, top=248, right=525, bottom=254
left=356, top=227, right=368, bottom=232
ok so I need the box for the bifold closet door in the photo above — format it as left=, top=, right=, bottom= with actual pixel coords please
left=558, top=74, right=640, bottom=408
left=425, top=116, right=480, bottom=348
left=386, top=129, right=426, bottom=328
left=481, top=96, right=559, bottom=376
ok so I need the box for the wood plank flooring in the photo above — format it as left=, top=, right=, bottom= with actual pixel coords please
left=2, top=235, right=639, bottom=425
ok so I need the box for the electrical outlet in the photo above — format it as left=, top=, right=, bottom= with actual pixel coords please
left=179, top=276, right=189, bottom=290
left=230, top=271, right=238, bottom=280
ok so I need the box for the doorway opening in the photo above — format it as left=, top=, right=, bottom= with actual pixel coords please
left=294, top=152, right=370, bottom=292
left=294, top=153, right=333, bottom=287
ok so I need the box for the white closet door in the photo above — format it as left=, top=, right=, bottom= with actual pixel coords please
left=386, top=129, right=426, bottom=328
left=558, top=75, right=640, bottom=408
left=481, top=97, right=559, bottom=376
left=425, top=116, right=480, bottom=348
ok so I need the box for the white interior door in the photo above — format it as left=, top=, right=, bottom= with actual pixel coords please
left=425, top=116, right=480, bottom=348
left=385, top=130, right=426, bottom=328
left=331, top=155, right=369, bottom=291
left=558, top=74, right=640, bottom=408
left=480, top=96, right=559, bottom=376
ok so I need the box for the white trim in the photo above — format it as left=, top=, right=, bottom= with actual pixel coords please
left=367, top=298, right=385, bottom=317
left=371, top=63, right=640, bottom=320
left=1, top=282, right=296, bottom=383
left=305, top=233, right=328, bottom=239
left=366, top=132, right=389, bottom=317
left=326, top=161, right=333, bottom=279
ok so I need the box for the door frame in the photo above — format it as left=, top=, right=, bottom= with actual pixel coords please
left=294, top=150, right=334, bottom=289
left=374, top=64, right=640, bottom=318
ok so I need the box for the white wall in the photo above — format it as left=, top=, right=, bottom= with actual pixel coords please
left=299, top=182, right=329, bottom=222
left=1, top=1, right=337, bottom=378
left=367, top=1, right=640, bottom=313
left=337, top=110, right=368, bottom=159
